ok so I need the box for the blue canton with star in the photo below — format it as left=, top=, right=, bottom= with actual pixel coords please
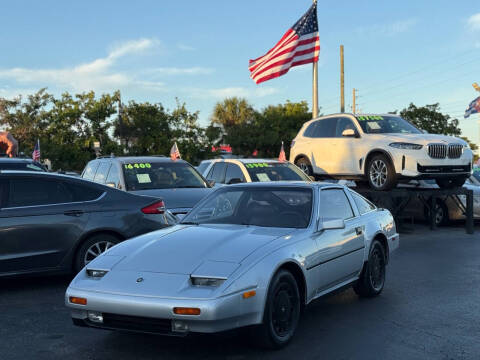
left=292, top=2, right=318, bottom=36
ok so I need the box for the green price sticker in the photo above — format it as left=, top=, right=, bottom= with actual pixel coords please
left=357, top=115, right=383, bottom=121
left=124, top=163, right=152, bottom=170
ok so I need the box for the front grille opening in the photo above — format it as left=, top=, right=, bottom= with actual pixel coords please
left=101, top=313, right=172, bottom=333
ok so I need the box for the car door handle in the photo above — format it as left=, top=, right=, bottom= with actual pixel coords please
left=64, top=210, right=84, bottom=217
left=355, top=227, right=363, bottom=235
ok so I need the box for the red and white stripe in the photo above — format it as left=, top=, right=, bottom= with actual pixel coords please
left=249, top=30, right=320, bottom=85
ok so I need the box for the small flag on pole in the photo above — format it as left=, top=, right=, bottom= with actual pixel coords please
left=170, top=142, right=181, bottom=161
left=32, top=139, right=40, bottom=161
left=278, top=142, right=287, bottom=162
left=464, top=96, right=480, bottom=119
left=249, top=1, right=320, bottom=84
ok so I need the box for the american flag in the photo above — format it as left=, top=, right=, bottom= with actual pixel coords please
left=249, top=1, right=320, bottom=84
left=278, top=141, right=287, bottom=162
left=170, top=142, right=181, bottom=161
left=32, top=139, right=40, bottom=161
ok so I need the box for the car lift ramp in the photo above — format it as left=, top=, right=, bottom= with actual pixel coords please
left=355, top=187, right=475, bottom=234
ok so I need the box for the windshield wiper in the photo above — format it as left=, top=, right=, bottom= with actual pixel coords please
left=180, top=221, right=199, bottom=225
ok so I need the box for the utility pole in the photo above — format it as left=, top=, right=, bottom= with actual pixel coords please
left=340, top=45, right=345, bottom=113
left=352, top=88, right=356, bottom=114
left=312, top=0, right=318, bottom=119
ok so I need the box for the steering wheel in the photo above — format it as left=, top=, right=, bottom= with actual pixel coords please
left=213, top=197, right=233, bottom=217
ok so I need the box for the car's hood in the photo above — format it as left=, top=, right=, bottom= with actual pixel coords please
left=129, top=187, right=212, bottom=210
left=366, top=133, right=467, bottom=146
left=108, top=224, right=294, bottom=275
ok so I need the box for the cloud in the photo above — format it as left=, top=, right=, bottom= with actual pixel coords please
left=177, top=43, right=195, bottom=51
left=146, top=67, right=214, bottom=76
left=0, top=38, right=161, bottom=93
left=186, top=86, right=279, bottom=99
left=356, top=18, right=417, bottom=37
left=467, top=13, right=480, bottom=31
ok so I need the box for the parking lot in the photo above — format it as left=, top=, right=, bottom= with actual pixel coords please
left=0, top=223, right=478, bottom=360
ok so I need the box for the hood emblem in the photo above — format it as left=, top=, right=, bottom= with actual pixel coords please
left=136, top=277, right=144, bottom=283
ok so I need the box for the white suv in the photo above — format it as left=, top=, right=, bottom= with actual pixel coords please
left=290, top=114, right=473, bottom=190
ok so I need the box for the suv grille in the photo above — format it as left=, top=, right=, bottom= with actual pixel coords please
left=428, top=144, right=447, bottom=159
left=447, top=144, right=463, bottom=159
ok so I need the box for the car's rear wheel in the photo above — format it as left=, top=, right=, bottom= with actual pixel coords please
left=367, top=154, right=397, bottom=191
left=253, top=270, right=300, bottom=349
left=435, top=177, right=466, bottom=189
left=295, top=157, right=313, bottom=177
left=74, top=234, right=121, bottom=273
left=354, top=239, right=386, bottom=298
left=424, top=199, right=449, bottom=226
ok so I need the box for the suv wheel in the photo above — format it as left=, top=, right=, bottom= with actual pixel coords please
left=74, top=234, right=120, bottom=273
left=435, top=177, right=466, bottom=189
left=367, top=154, right=397, bottom=191
left=295, top=157, right=313, bottom=177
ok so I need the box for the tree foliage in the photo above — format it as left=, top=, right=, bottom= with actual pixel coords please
left=400, top=103, right=461, bottom=136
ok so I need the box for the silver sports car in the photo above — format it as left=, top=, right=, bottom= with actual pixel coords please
left=66, top=182, right=399, bottom=348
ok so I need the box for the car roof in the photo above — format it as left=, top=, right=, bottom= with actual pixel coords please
left=0, top=170, right=85, bottom=179
left=226, top=181, right=344, bottom=189
left=90, top=156, right=188, bottom=164
left=0, top=157, right=36, bottom=163
left=209, top=158, right=284, bottom=164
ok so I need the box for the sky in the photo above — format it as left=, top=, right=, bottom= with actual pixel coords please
left=0, top=0, right=479, bottom=147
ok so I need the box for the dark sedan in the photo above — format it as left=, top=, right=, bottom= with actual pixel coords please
left=0, top=171, right=175, bottom=277
left=0, top=157, right=47, bottom=171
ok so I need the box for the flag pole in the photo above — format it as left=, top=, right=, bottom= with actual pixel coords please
left=312, top=0, right=318, bottom=119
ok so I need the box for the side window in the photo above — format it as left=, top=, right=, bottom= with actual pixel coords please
left=335, top=118, right=357, bottom=137
left=313, top=118, right=337, bottom=138
left=320, top=188, right=354, bottom=220
left=350, top=191, right=376, bottom=215
left=7, top=178, right=74, bottom=207
left=303, top=121, right=318, bottom=138
left=83, top=162, right=99, bottom=180
left=209, top=163, right=227, bottom=183
left=0, top=179, right=6, bottom=208
left=105, top=164, right=120, bottom=188
left=65, top=182, right=104, bottom=202
left=225, top=164, right=245, bottom=184
left=93, top=162, right=111, bottom=184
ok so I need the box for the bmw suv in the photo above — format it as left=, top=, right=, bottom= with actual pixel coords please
left=290, top=114, right=473, bottom=190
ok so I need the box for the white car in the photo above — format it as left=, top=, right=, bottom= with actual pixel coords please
left=290, top=114, right=474, bottom=190
left=200, top=158, right=311, bottom=185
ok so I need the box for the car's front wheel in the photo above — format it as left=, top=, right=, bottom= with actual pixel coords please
left=435, top=177, right=466, bottom=189
left=74, top=234, right=121, bottom=273
left=367, top=154, right=397, bottom=191
left=354, top=239, right=386, bottom=298
left=253, top=270, right=301, bottom=349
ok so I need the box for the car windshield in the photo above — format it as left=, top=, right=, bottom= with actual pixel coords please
left=356, top=115, right=421, bottom=134
left=182, top=187, right=312, bottom=228
left=0, top=161, right=46, bottom=172
left=245, top=162, right=311, bottom=182
left=122, top=161, right=208, bottom=190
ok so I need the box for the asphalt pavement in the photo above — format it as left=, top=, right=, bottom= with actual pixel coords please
left=1, top=223, right=479, bottom=360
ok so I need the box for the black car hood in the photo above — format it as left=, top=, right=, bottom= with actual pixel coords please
left=129, top=187, right=212, bottom=210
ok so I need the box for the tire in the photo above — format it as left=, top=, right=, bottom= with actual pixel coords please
left=74, top=234, right=121, bottom=273
left=295, top=157, right=313, bottom=177
left=354, top=240, right=386, bottom=298
left=253, top=270, right=301, bottom=349
left=366, top=154, right=397, bottom=191
left=424, top=199, right=449, bottom=226
left=435, top=177, right=466, bottom=189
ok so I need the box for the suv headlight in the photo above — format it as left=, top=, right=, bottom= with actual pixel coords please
left=389, top=142, right=423, bottom=150
left=190, top=276, right=226, bottom=287
left=463, top=143, right=470, bottom=150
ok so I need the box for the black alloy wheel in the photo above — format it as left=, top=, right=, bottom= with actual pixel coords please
left=295, top=157, right=313, bottom=177
left=354, top=239, right=386, bottom=298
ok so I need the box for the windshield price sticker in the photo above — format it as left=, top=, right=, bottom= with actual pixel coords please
left=124, top=163, right=152, bottom=170
left=357, top=115, right=384, bottom=121
left=246, top=163, right=269, bottom=168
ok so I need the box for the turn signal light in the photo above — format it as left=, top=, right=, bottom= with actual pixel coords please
left=141, top=200, right=166, bottom=214
left=69, top=296, right=87, bottom=305
left=243, top=290, right=256, bottom=299
left=173, top=307, right=201, bottom=315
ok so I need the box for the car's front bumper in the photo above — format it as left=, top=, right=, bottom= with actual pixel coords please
left=389, top=148, right=473, bottom=178
left=65, top=286, right=264, bottom=335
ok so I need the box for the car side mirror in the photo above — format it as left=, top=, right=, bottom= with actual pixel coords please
left=106, top=182, right=116, bottom=188
left=318, top=218, right=345, bottom=231
left=342, top=129, right=357, bottom=137
left=227, top=178, right=244, bottom=185
left=208, top=180, right=216, bottom=187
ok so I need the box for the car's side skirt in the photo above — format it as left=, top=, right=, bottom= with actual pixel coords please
left=309, top=273, right=359, bottom=303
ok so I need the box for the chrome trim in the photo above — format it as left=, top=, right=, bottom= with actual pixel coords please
left=428, top=143, right=447, bottom=159
left=0, top=192, right=106, bottom=210
left=448, top=143, right=463, bottom=159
